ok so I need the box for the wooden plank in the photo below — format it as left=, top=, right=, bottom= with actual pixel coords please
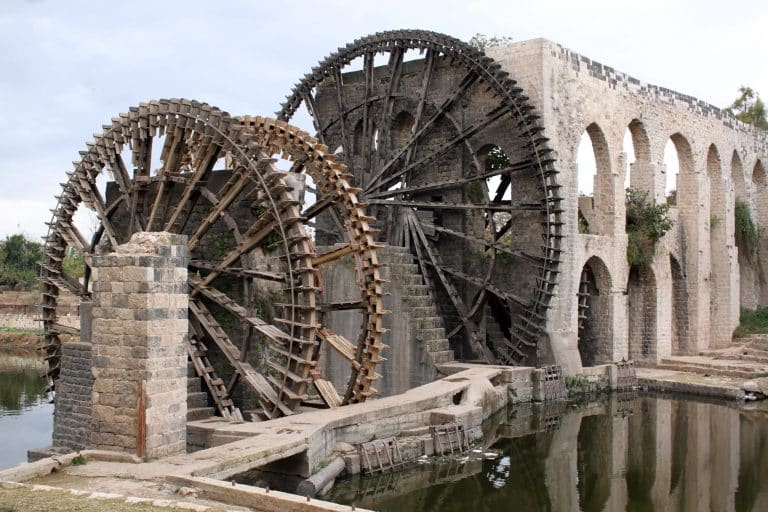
left=312, top=243, right=357, bottom=266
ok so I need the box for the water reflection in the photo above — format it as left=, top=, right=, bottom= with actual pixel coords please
left=327, top=395, right=768, bottom=511
left=0, top=349, right=53, bottom=469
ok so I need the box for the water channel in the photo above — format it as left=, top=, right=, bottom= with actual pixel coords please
left=0, top=349, right=53, bottom=471
left=325, top=395, right=768, bottom=512
left=3, top=351, right=768, bottom=511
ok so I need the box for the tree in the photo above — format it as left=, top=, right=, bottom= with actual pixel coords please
left=724, top=86, right=768, bottom=130
left=468, top=33, right=513, bottom=51
left=0, top=234, right=42, bottom=289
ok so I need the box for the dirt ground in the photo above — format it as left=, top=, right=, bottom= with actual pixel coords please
left=0, top=332, right=39, bottom=350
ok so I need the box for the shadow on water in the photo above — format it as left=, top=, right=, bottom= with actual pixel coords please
left=325, top=393, right=768, bottom=512
left=0, top=349, right=52, bottom=470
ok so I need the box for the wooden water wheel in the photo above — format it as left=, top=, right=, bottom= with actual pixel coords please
left=40, top=99, right=384, bottom=421
left=277, top=30, right=562, bottom=364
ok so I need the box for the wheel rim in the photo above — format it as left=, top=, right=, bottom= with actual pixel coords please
left=42, top=99, right=385, bottom=421
left=277, top=30, right=562, bottom=364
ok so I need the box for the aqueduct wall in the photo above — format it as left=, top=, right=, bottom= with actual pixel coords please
left=489, top=39, right=768, bottom=372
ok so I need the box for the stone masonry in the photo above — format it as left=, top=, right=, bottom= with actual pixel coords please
left=487, top=39, right=768, bottom=373
left=90, top=232, right=188, bottom=459
left=51, top=340, right=93, bottom=451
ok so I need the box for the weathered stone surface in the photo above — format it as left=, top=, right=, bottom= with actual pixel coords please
left=88, top=232, right=189, bottom=459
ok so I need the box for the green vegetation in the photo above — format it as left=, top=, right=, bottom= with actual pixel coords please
left=734, top=307, right=768, bottom=337
left=466, top=181, right=484, bottom=204
left=72, top=454, right=86, bottom=466
left=62, top=247, right=85, bottom=281
left=0, top=234, right=42, bottom=289
left=468, top=33, right=514, bottom=51
left=565, top=375, right=592, bottom=394
left=0, top=326, right=39, bottom=335
left=625, top=188, right=673, bottom=268
left=724, top=86, right=768, bottom=130
left=735, top=199, right=758, bottom=263
left=211, top=232, right=235, bottom=260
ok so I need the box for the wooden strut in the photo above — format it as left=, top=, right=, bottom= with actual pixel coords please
left=276, top=30, right=564, bottom=365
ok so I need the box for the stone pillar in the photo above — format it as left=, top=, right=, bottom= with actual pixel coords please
left=90, top=232, right=188, bottom=459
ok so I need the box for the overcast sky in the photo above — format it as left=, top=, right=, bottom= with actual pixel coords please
left=1, top=0, right=765, bottom=241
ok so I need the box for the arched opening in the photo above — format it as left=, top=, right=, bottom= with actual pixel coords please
left=624, top=119, right=652, bottom=193
left=627, top=265, right=657, bottom=361
left=732, top=152, right=757, bottom=309
left=670, top=254, right=689, bottom=355
left=732, top=152, right=746, bottom=202
left=753, top=160, right=768, bottom=306
left=576, top=123, right=613, bottom=234
left=577, top=256, right=613, bottom=366
left=390, top=111, right=415, bottom=150
left=623, top=128, right=635, bottom=190
left=352, top=119, right=378, bottom=155
left=708, top=144, right=731, bottom=346
left=664, top=134, right=693, bottom=206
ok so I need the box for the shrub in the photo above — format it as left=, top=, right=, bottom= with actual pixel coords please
left=625, top=188, right=673, bottom=268
left=735, top=199, right=758, bottom=263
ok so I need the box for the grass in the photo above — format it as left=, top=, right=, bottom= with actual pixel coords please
left=0, top=327, right=39, bottom=336
left=734, top=307, right=768, bottom=337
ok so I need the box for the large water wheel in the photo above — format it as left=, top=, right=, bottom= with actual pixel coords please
left=277, top=30, right=562, bottom=364
left=40, top=99, right=384, bottom=420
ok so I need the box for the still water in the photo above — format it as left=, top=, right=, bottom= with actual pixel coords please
left=326, top=395, right=768, bottom=511
left=0, top=349, right=53, bottom=470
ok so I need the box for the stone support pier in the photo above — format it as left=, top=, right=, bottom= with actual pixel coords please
left=90, top=232, right=188, bottom=459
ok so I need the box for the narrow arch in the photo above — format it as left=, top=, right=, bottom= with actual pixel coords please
left=733, top=152, right=757, bottom=309
left=753, top=160, right=768, bottom=306
left=754, top=160, right=766, bottom=186
left=390, top=111, right=415, bottom=150
left=577, top=123, right=613, bottom=234
left=670, top=254, right=689, bottom=355
left=624, top=119, right=652, bottom=192
left=627, top=265, right=657, bottom=361
left=577, top=256, right=613, bottom=366
left=664, top=133, right=694, bottom=205
left=708, top=144, right=731, bottom=346
left=732, top=152, right=746, bottom=202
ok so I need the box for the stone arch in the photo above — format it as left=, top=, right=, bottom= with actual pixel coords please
left=390, top=111, right=414, bottom=150
left=732, top=151, right=757, bottom=309
left=352, top=119, right=378, bottom=155
left=627, top=265, right=657, bottom=361
left=625, top=119, right=653, bottom=193
left=577, top=122, right=614, bottom=234
left=670, top=254, right=689, bottom=355
left=753, top=160, right=768, bottom=306
left=577, top=256, right=613, bottom=366
left=732, top=152, right=746, bottom=201
left=664, top=133, right=694, bottom=206
left=708, top=144, right=731, bottom=346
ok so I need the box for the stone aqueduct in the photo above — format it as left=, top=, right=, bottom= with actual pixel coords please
left=488, top=39, right=768, bottom=372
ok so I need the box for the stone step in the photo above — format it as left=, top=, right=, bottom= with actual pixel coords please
left=187, top=376, right=202, bottom=393
left=404, top=295, right=435, bottom=308
left=413, top=316, right=444, bottom=329
left=404, top=284, right=431, bottom=296
left=720, top=353, right=768, bottom=364
left=428, top=350, right=456, bottom=365
left=416, top=327, right=446, bottom=341
left=387, top=262, right=420, bottom=273
left=187, top=407, right=215, bottom=421
left=656, top=360, right=768, bottom=379
left=409, top=306, right=439, bottom=318
left=188, top=391, right=210, bottom=409
left=423, top=338, right=450, bottom=352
